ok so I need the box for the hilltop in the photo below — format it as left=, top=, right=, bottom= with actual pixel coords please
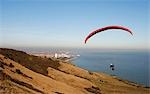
left=0, top=48, right=149, bottom=94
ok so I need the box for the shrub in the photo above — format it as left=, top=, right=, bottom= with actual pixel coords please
left=16, top=69, right=23, bottom=74
left=9, top=63, right=14, bottom=68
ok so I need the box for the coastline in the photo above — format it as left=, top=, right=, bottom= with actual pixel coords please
left=26, top=50, right=150, bottom=88
left=0, top=48, right=150, bottom=94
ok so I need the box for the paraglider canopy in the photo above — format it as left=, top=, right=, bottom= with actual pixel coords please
left=84, top=26, right=133, bottom=44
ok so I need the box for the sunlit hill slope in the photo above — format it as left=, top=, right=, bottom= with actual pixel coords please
left=0, top=48, right=149, bottom=94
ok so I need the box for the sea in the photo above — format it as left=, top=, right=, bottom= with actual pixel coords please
left=22, top=48, right=149, bottom=87
left=71, top=49, right=150, bottom=87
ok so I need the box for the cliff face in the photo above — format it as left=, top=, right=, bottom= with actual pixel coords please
left=0, top=48, right=149, bottom=94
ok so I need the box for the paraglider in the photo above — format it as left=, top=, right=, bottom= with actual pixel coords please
left=84, top=26, right=133, bottom=44
left=110, top=63, right=115, bottom=71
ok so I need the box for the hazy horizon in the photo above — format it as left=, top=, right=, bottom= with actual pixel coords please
left=0, top=47, right=149, bottom=53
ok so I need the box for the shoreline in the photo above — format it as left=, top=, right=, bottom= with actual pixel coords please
left=56, top=56, right=150, bottom=88
left=0, top=48, right=150, bottom=94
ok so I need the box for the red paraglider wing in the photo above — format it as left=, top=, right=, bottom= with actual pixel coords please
left=84, top=26, right=133, bottom=44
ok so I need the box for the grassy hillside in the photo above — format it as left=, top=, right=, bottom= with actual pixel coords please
left=0, top=48, right=60, bottom=76
left=0, top=48, right=149, bottom=94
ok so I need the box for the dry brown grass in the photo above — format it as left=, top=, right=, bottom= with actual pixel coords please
left=0, top=48, right=149, bottom=94
left=0, top=48, right=60, bottom=76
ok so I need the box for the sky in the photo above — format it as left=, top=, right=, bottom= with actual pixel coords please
left=0, top=0, right=149, bottom=50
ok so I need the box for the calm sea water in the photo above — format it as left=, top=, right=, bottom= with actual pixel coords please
left=72, top=50, right=150, bottom=87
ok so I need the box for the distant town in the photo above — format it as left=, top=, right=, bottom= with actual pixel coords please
left=31, top=51, right=80, bottom=59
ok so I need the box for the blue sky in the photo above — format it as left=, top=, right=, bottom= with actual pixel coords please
left=0, top=0, right=149, bottom=50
